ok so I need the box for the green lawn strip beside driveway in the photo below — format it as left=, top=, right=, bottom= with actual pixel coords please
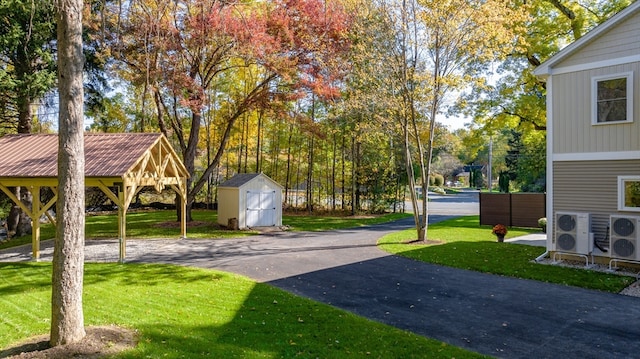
left=0, top=210, right=412, bottom=251
left=0, top=262, right=487, bottom=358
left=378, top=216, right=634, bottom=293
left=283, top=212, right=412, bottom=231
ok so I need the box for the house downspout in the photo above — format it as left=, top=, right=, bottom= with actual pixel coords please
left=535, top=223, right=551, bottom=262
left=534, top=73, right=553, bottom=265
left=535, top=251, right=549, bottom=262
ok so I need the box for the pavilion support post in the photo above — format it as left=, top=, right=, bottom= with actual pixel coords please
left=180, top=191, right=187, bottom=239
left=0, top=184, right=46, bottom=261
left=31, top=187, right=41, bottom=261
left=171, top=183, right=187, bottom=239
left=118, top=185, right=126, bottom=263
left=45, top=210, right=57, bottom=228
left=96, top=181, right=129, bottom=263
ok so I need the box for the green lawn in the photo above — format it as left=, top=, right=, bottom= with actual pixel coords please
left=0, top=262, right=485, bottom=358
left=85, top=210, right=259, bottom=239
left=1, top=211, right=635, bottom=356
left=0, top=210, right=410, bottom=252
left=283, top=212, right=411, bottom=231
left=378, top=216, right=634, bottom=293
left=0, top=210, right=245, bottom=251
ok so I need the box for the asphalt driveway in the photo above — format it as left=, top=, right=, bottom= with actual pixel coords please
left=2, top=191, right=640, bottom=358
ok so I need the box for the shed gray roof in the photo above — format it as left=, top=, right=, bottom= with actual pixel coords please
left=219, top=173, right=262, bottom=188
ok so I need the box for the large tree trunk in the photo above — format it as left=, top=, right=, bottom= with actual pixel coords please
left=306, top=135, right=314, bottom=214
left=180, top=111, right=201, bottom=222
left=18, top=190, right=32, bottom=236
left=255, top=110, right=263, bottom=173
left=50, top=0, right=86, bottom=346
left=285, top=122, right=293, bottom=207
left=6, top=200, right=19, bottom=237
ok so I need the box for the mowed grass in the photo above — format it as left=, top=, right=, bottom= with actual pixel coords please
left=2, top=212, right=634, bottom=356
left=0, top=263, right=485, bottom=358
left=85, top=210, right=257, bottom=239
left=0, top=210, right=410, bottom=251
left=283, top=212, right=411, bottom=231
left=378, top=216, right=634, bottom=293
left=0, top=210, right=249, bottom=251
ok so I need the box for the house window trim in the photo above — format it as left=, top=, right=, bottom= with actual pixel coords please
left=617, top=175, right=640, bottom=212
left=591, top=72, right=633, bottom=125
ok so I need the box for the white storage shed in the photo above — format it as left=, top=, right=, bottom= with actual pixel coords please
left=217, top=173, right=283, bottom=229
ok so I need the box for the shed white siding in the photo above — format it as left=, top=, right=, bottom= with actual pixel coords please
left=218, top=186, right=240, bottom=228
left=217, top=173, right=283, bottom=229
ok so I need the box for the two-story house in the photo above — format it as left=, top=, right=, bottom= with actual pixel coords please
left=534, top=1, right=640, bottom=265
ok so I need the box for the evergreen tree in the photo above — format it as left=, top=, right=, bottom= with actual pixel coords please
left=504, top=129, right=522, bottom=182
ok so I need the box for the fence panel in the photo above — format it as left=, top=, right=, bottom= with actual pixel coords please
left=479, top=193, right=511, bottom=226
left=480, top=193, right=546, bottom=228
left=511, top=193, right=546, bottom=228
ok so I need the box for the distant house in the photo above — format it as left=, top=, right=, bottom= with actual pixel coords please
left=534, top=2, right=640, bottom=263
left=217, top=173, right=283, bottom=229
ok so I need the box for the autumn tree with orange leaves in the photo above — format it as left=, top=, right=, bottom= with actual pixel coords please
left=98, top=0, right=350, bottom=220
left=101, top=0, right=351, bottom=220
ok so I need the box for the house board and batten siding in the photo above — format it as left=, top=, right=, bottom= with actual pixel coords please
left=555, top=13, right=640, bottom=68
left=553, top=160, right=640, bottom=242
left=534, top=1, right=640, bottom=259
left=552, top=63, right=640, bottom=155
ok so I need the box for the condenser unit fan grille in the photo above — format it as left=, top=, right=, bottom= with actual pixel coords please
left=557, top=233, right=576, bottom=251
left=613, top=238, right=636, bottom=258
left=613, top=218, right=635, bottom=237
left=557, top=215, right=576, bottom=231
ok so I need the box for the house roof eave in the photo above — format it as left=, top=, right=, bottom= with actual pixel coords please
left=533, top=1, right=640, bottom=78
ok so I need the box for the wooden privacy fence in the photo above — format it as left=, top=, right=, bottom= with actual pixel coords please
left=479, top=193, right=546, bottom=228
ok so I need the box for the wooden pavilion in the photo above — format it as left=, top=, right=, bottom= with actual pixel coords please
left=0, top=133, right=189, bottom=262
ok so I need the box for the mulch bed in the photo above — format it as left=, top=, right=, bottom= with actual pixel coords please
left=1, top=325, right=137, bottom=359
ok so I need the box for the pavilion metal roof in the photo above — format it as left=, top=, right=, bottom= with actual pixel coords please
left=0, top=133, right=171, bottom=178
left=0, top=132, right=190, bottom=262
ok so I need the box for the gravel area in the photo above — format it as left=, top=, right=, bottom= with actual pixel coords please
left=536, top=256, right=640, bottom=297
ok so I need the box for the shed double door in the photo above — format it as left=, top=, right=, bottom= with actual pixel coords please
left=246, top=190, right=276, bottom=227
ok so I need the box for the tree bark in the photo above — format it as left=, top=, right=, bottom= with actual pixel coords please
left=15, top=188, right=32, bottom=236
left=285, top=122, right=293, bottom=207
left=306, top=135, right=314, bottom=214
left=51, top=0, right=86, bottom=346
left=255, top=111, right=262, bottom=173
left=331, top=132, right=336, bottom=211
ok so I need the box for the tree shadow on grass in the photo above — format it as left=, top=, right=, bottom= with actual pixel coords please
left=126, top=282, right=463, bottom=359
left=83, top=263, right=223, bottom=287
left=0, top=263, right=51, bottom=295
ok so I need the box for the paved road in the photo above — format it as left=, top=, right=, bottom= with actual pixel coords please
left=407, top=190, right=479, bottom=216
left=2, top=191, right=640, bottom=358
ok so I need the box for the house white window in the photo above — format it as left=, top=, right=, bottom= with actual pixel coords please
left=592, top=72, right=633, bottom=124
left=618, top=176, right=640, bottom=211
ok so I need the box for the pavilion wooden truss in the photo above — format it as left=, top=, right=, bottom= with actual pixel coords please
left=0, top=133, right=189, bottom=262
